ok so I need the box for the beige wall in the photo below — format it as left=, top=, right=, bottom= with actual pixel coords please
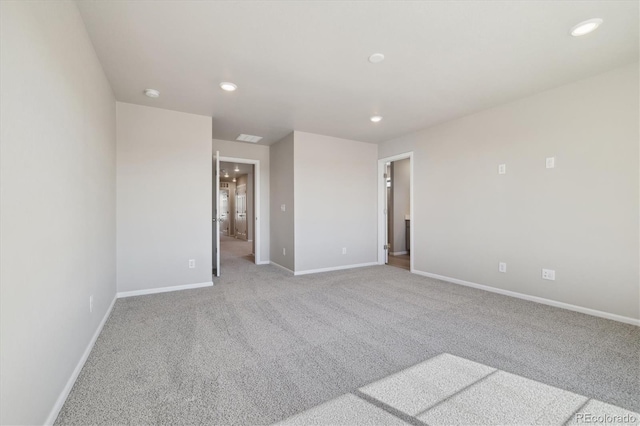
left=294, top=131, right=378, bottom=272
left=213, top=139, right=270, bottom=262
left=392, top=158, right=410, bottom=254
left=117, top=102, right=212, bottom=293
left=379, top=63, right=640, bottom=320
left=270, top=133, right=295, bottom=270
left=0, top=2, right=117, bottom=424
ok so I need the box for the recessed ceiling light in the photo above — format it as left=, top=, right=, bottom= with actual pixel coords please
left=144, top=89, right=160, bottom=98
left=370, top=115, right=383, bottom=123
left=368, top=53, right=385, bottom=64
left=220, top=82, right=237, bottom=92
left=571, top=18, right=603, bottom=36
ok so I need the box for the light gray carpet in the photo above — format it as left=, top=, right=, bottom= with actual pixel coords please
left=279, top=354, right=639, bottom=425
left=55, top=237, right=640, bottom=424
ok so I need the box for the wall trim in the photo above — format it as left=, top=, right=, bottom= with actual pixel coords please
left=256, top=260, right=270, bottom=265
left=116, top=281, right=213, bottom=298
left=295, top=262, right=378, bottom=276
left=390, top=251, right=408, bottom=256
left=412, top=269, right=640, bottom=326
left=45, top=294, right=117, bottom=425
left=270, top=261, right=294, bottom=274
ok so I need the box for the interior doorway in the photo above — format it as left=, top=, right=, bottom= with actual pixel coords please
left=213, top=155, right=261, bottom=277
left=378, top=153, right=413, bottom=271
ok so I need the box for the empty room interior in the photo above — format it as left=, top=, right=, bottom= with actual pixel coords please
left=1, top=1, right=639, bottom=425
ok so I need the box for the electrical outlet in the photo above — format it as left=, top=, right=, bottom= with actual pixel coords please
left=498, top=164, right=506, bottom=175
left=89, top=295, right=94, bottom=313
left=283, top=248, right=286, bottom=256
left=342, top=247, right=347, bottom=255
left=189, top=259, right=196, bottom=269
left=542, top=269, right=555, bottom=280
left=499, top=262, right=507, bottom=273
left=281, top=204, right=286, bottom=212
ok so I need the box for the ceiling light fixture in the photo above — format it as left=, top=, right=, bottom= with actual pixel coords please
left=571, top=18, right=602, bottom=36
left=220, top=82, right=237, bottom=92
left=234, top=166, right=240, bottom=172
left=370, top=115, right=383, bottom=123
left=368, top=53, right=385, bottom=63
left=232, top=178, right=236, bottom=183
left=144, top=89, right=160, bottom=98
left=224, top=172, right=229, bottom=178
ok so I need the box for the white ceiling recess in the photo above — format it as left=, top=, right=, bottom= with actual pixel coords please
left=77, top=1, right=639, bottom=145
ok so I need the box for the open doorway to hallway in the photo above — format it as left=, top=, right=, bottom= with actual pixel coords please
left=386, top=158, right=411, bottom=270
left=378, top=153, right=413, bottom=271
left=213, top=156, right=261, bottom=277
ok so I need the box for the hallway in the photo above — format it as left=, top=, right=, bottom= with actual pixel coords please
left=215, top=235, right=254, bottom=280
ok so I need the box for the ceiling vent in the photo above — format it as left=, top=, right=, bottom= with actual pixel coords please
left=236, top=134, right=263, bottom=143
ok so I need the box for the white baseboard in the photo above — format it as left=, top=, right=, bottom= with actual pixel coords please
left=270, top=261, right=294, bottom=274
left=412, top=270, right=640, bottom=326
left=256, top=260, right=270, bottom=265
left=45, top=294, right=117, bottom=425
left=390, top=251, right=408, bottom=256
left=116, top=281, right=213, bottom=298
left=295, top=262, right=378, bottom=276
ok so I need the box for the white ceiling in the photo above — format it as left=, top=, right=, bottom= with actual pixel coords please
left=77, top=1, right=638, bottom=145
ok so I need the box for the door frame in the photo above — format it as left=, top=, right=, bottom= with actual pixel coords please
left=219, top=155, right=261, bottom=264
left=377, top=152, right=414, bottom=272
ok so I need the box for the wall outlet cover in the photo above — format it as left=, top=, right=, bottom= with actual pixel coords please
left=498, top=164, right=506, bottom=175
left=542, top=269, right=556, bottom=280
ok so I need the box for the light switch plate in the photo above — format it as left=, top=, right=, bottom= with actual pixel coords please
left=498, top=164, right=506, bottom=175
left=546, top=157, right=555, bottom=169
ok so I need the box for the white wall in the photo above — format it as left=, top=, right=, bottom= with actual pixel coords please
left=379, top=63, right=640, bottom=320
left=0, top=2, right=116, bottom=424
left=270, top=133, right=295, bottom=270
left=294, top=131, right=378, bottom=272
left=213, top=139, right=270, bottom=262
left=392, top=159, right=410, bottom=254
left=117, top=102, right=212, bottom=293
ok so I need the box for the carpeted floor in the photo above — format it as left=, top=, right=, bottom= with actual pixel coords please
left=55, top=237, right=640, bottom=425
